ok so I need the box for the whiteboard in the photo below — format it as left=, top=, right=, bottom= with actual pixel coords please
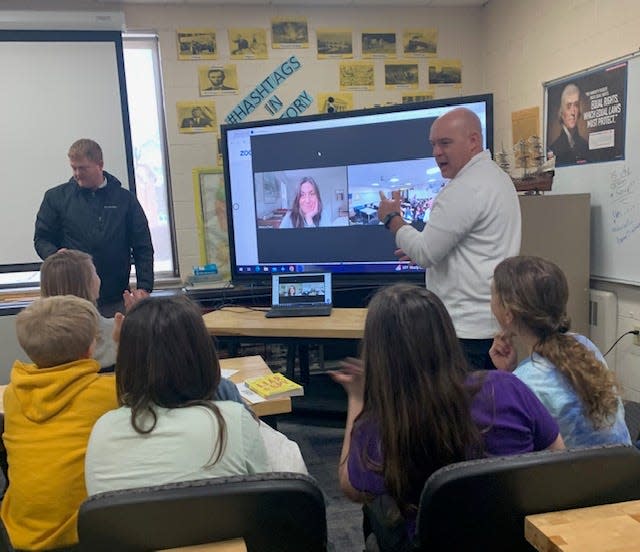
left=547, top=54, right=640, bottom=286
left=0, top=31, right=131, bottom=269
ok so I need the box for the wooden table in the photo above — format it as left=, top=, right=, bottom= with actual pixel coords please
left=525, top=499, right=640, bottom=551
left=0, top=356, right=289, bottom=419
left=222, top=355, right=291, bottom=417
left=163, top=537, right=246, bottom=551
left=203, top=307, right=366, bottom=381
left=203, top=307, right=366, bottom=339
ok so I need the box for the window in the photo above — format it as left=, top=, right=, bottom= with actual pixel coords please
left=0, top=33, right=176, bottom=288
left=123, top=33, right=176, bottom=278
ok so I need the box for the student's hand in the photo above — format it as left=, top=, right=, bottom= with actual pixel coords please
left=329, top=357, right=364, bottom=403
left=123, top=288, right=149, bottom=312
left=112, top=312, right=125, bottom=344
left=489, top=331, right=517, bottom=372
left=377, top=191, right=402, bottom=221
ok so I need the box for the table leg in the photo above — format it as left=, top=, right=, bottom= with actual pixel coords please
left=299, top=345, right=310, bottom=384
left=286, top=345, right=296, bottom=380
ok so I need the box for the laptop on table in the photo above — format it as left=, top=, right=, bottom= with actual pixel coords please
left=265, top=272, right=333, bottom=318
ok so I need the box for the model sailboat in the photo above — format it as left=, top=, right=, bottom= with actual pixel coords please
left=497, top=136, right=554, bottom=194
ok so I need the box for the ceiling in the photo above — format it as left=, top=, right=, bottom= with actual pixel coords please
left=96, top=0, right=487, bottom=6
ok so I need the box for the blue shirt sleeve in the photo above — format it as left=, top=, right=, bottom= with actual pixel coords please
left=215, top=377, right=243, bottom=403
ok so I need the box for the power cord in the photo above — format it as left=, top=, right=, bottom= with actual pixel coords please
left=603, top=330, right=640, bottom=357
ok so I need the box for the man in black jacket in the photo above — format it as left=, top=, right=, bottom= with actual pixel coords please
left=34, top=139, right=154, bottom=316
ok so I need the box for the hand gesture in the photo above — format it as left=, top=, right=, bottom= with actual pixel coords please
left=112, top=312, right=125, bottom=344
left=377, top=190, right=402, bottom=221
left=489, top=331, right=517, bottom=372
left=329, top=356, right=365, bottom=403
left=123, top=288, right=150, bottom=312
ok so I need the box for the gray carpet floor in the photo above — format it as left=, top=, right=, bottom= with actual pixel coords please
left=278, top=418, right=365, bottom=552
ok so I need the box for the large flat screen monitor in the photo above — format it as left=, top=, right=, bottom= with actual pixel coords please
left=221, top=93, right=493, bottom=286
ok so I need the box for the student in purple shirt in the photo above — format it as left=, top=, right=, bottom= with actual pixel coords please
left=330, top=284, right=563, bottom=546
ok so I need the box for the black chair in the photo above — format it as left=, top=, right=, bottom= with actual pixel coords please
left=414, top=445, right=640, bottom=551
left=0, top=413, right=7, bottom=496
left=78, top=472, right=327, bottom=552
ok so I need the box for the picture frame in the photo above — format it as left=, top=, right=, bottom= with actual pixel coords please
left=192, top=167, right=230, bottom=280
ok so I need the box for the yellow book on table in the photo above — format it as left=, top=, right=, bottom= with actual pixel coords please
left=245, top=372, right=304, bottom=399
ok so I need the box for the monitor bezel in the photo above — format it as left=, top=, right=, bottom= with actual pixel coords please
left=221, top=93, right=494, bottom=288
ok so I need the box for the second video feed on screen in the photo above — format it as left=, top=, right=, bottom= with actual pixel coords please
left=254, top=158, right=444, bottom=230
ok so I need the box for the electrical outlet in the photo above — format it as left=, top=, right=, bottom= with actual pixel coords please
left=635, top=326, right=640, bottom=346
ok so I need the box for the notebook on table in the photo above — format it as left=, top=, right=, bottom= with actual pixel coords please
left=265, top=272, right=333, bottom=318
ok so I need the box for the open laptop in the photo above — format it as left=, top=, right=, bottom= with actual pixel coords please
left=265, top=272, right=333, bottom=318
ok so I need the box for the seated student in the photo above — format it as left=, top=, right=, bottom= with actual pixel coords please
left=39, top=249, right=143, bottom=371
left=330, top=284, right=563, bottom=543
left=84, top=295, right=271, bottom=495
left=1, top=296, right=117, bottom=550
left=279, top=177, right=333, bottom=228
left=39, top=250, right=242, bottom=401
left=490, top=255, right=631, bottom=448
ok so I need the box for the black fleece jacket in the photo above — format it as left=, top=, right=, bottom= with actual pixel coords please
left=34, top=171, right=154, bottom=306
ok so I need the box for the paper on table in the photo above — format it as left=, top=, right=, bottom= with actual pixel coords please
left=221, top=368, right=238, bottom=379
left=236, top=383, right=266, bottom=404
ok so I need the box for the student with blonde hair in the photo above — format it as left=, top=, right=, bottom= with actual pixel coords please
left=1, top=296, right=117, bottom=550
left=490, top=255, right=630, bottom=447
left=40, top=250, right=247, bottom=405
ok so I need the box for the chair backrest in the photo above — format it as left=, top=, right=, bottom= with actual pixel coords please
left=415, top=445, right=640, bottom=552
left=0, top=412, right=7, bottom=494
left=78, top=472, right=327, bottom=552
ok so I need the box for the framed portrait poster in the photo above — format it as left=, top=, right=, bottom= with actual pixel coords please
left=192, top=167, right=230, bottom=281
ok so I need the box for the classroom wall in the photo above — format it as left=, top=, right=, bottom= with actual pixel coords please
left=482, top=0, right=640, bottom=399
left=120, top=3, right=486, bottom=277
left=2, top=1, right=639, bottom=393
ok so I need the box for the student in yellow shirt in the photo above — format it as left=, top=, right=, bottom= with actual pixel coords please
left=0, top=296, right=117, bottom=550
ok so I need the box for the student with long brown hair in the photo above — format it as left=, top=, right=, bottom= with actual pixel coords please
left=490, top=255, right=630, bottom=447
left=331, top=284, right=563, bottom=544
left=84, top=296, right=269, bottom=495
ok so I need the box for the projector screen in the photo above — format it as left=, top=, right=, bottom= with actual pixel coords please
left=221, top=94, right=493, bottom=286
left=0, top=30, right=132, bottom=270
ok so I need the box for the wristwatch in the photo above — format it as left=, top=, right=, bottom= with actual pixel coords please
left=383, top=211, right=401, bottom=229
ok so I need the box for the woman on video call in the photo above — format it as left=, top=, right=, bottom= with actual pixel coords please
left=279, top=177, right=333, bottom=228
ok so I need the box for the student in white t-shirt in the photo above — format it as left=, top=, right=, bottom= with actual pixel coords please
left=85, top=295, right=270, bottom=495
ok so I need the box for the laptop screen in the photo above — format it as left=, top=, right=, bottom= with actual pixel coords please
left=271, top=272, right=332, bottom=308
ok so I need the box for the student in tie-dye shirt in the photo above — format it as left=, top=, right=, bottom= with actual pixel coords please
left=490, top=255, right=631, bottom=448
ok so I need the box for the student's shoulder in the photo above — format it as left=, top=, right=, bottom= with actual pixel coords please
left=43, top=179, right=76, bottom=200
left=89, top=406, right=129, bottom=440
left=570, top=332, right=600, bottom=352
left=215, top=399, right=249, bottom=418
left=475, top=369, right=535, bottom=397
left=85, top=374, right=118, bottom=405
left=514, top=354, right=560, bottom=384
